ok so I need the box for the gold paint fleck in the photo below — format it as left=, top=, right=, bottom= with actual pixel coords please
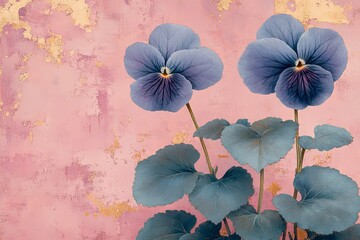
left=267, top=182, right=282, bottom=196
left=0, top=0, right=33, bottom=39
left=0, top=100, right=3, bottom=112
left=28, top=131, right=33, bottom=143
left=95, top=60, right=103, bottom=68
left=38, top=34, right=64, bottom=64
left=0, top=66, right=2, bottom=76
left=48, top=0, right=93, bottom=32
left=86, top=194, right=136, bottom=218
left=132, top=149, right=145, bottom=163
left=218, top=154, right=230, bottom=159
left=275, top=0, right=350, bottom=26
left=104, top=136, right=121, bottom=159
left=313, top=152, right=332, bottom=166
left=33, top=120, right=45, bottom=127
left=19, top=73, right=29, bottom=82
left=21, top=53, right=31, bottom=63
left=217, top=0, right=234, bottom=11
left=172, top=131, right=189, bottom=144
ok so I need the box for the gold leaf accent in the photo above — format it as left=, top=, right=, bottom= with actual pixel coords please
left=267, top=182, right=282, bottom=196
left=104, top=136, right=121, bottom=159
left=86, top=194, right=136, bottom=218
left=275, top=0, right=350, bottom=26
left=48, top=0, right=93, bottom=32
left=0, top=0, right=33, bottom=39
left=172, top=131, right=189, bottom=144
left=217, top=0, right=234, bottom=11
left=38, top=34, right=64, bottom=64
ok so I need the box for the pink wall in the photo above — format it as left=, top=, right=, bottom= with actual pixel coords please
left=1, top=0, right=360, bottom=239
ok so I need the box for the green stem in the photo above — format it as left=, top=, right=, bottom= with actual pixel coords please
left=186, top=103, right=231, bottom=235
left=292, top=109, right=305, bottom=240
left=294, top=109, right=301, bottom=173
left=223, top=218, right=232, bottom=236
left=186, top=103, right=214, bottom=175
left=257, top=169, right=265, bottom=213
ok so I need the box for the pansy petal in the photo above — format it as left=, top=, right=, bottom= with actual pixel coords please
left=149, top=24, right=200, bottom=61
left=297, top=28, right=348, bottom=81
left=166, top=48, right=223, bottom=90
left=257, top=14, right=305, bottom=50
left=238, top=38, right=297, bottom=94
left=131, top=73, right=192, bottom=112
left=124, top=42, right=165, bottom=79
left=275, top=65, right=334, bottom=109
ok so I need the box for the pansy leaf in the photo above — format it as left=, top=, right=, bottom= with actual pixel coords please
left=193, top=119, right=230, bottom=140
left=228, top=205, right=286, bottom=240
left=313, top=224, right=360, bottom=240
left=133, top=144, right=201, bottom=206
left=235, top=119, right=250, bottom=127
left=299, top=124, right=353, bottom=151
left=180, top=221, right=240, bottom=240
left=221, top=117, right=298, bottom=172
left=137, top=210, right=196, bottom=240
left=189, top=166, right=254, bottom=224
left=273, top=166, right=360, bottom=235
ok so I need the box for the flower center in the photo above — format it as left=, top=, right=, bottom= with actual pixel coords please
left=295, top=59, right=306, bottom=70
left=160, top=67, right=171, bottom=78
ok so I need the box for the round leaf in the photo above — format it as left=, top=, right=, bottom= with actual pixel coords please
left=228, top=205, right=286, bottom=240
left=189, top=166, right=254, bottom=224
left=299, top=124, right=353, bottom=151
left=180, top=221, right=240, bottom=240
left=137, top=210, right=196, bottom=240
left=314, top=224, right=360, bottom=239
left=193, top=119, right=230, bottom=140
left=273, top=166, right=360, bottom=235
left=221, top=117, right=298, bottom=172
left=235, top=119, right=250, bottom=127
left=133, top=144, right=200, bottom=206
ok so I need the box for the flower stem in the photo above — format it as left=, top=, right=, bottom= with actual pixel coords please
left=186, top=103, right=232, bottom=235
left=294, top=110, right=301, bottom=173
left=257, top=169, right=265, bottom=213
left=292, top=109, right=305, bottom=240
left=186, top=103, right=214, bottom=175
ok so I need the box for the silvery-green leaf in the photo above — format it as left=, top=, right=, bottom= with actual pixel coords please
left=193, top=119, right=230, bottom=140
left=189, top=166, right=254, bottom=223
left=180, top=221, right=240, bottom=240
left=314, top=224, right=360, bottom=239
left=137, top=210, right=196, bottom=240
left=273, top=166, right=360, bottom=235
left=133, top=144, right=200, bottom=206
left=235, top=119, right=250, bottom=127
left=299, top=124, right=353, bottom=151
left=228, top=205, right=285, bottom=240
left=221, top=117, right=298, bottom=172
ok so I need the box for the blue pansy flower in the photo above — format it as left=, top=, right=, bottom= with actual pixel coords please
left=124, top=24, right=224, bottom=112
left=238, top=14, right=348, bottom=109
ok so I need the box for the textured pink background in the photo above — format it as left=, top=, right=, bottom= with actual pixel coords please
left=1, top=0, right=360, bottom=239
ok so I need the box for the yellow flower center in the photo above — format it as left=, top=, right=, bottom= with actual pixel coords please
left=295, top=59, right=306, bottom=71
left=160, top=67, right=171, bottom=78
